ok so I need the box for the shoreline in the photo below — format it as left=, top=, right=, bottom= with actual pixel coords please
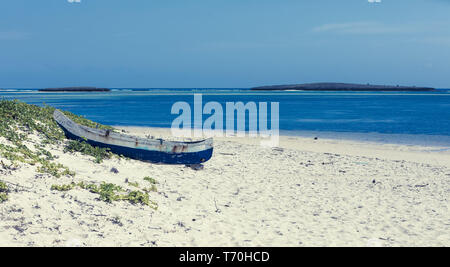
left=1, top=124, right=449, bottom=246
left=115, top=126, right=450, bottom=147
left=117, top=126, right=450, bottom=168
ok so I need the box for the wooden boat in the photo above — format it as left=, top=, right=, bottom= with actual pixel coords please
left=53, top=110, right=213, bottom=165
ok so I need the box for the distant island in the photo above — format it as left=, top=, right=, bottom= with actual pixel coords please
left=39, top=87, right=111, bottom=92
left=251, top=83, right=435, bottom=91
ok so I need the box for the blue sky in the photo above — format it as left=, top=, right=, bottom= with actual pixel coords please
left=1, top=0, right=450, bottom=88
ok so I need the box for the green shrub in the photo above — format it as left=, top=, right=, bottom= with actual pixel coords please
left=0, top=100, right=118, bottom=176
left=64, top=140, right=112, bottom=163
left=0, top=193, right=7, bottom=203
left=128, top=181, right=140, bottom=188
left=143, top=177, right=158, bottom=184
left=38, top=161, right=75, bottom=178
left=50, top=181, right=157, bottom=209
left=0, top=181, right=8, bottom=203
left=51, top=183, right=76, bottom=191
left=126, top=190, right=151, bottom=206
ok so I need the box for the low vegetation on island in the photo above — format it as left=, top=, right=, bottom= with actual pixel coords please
left=251, top=82, right=435, bottom=91
left=38, top=87, right=111, bottom=92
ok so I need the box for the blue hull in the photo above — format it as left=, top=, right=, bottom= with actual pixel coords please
left=60, top=126, right=213, bottom=165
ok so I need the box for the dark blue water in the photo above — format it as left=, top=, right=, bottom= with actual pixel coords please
left=1, top=88, right=450, bottom=145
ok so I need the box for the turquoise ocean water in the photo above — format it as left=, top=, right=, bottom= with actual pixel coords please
left=1, top=88, right=450, bottom=146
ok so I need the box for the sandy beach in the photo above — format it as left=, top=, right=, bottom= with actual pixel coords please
left=0, top=126, right=449, bottom=247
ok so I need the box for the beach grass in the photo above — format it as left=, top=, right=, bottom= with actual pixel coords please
left=143, top=177, right=158, bottom=192
left=143, top=176, right=158, bottom=184
left=0, top=100, right=157, bottom=208
left=51, top=181, right=157, bottom=208
left=64, top=140, right=112, bottom=163
left=0, top=100, right=115, bottom=176
left=0, top=181, right=8, bottom=203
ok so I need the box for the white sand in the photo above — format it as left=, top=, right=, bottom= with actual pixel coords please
left=0, top=127, right=449, bottom=247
